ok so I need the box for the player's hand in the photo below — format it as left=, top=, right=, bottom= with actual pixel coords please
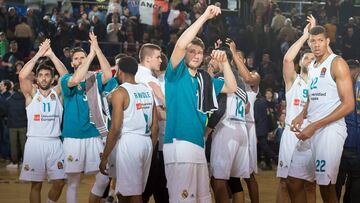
left=89, top=32, right=100, bottom=52
left=307, top=15, right=316, bottom=29
left=291, top=114, right=304, bottom=133
left=203, top=5, right=221, bottom=20
left=211, top=50, right=228, bottom=64
left=295, top=122, right=317, bottom=141
left=99, top=158, right=109, bottom=175
left=214, top=39, right=222, bottom=49
left=36, top=39, right=51, bottom=59
left=225, top=38, right=237, bottom=54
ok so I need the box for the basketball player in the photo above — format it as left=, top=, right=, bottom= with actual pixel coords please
left=277, top=16, right=316, bottom=203
left=59, top=32, right=113, bottom=203
left=292, top=26, right=354, bottom=202
left=19, top=39, right=68, bottom=203
left=99, top=56, right=158, bottom=203
left=209, top=44, right=250, bottom=203
left=229, top=41, right=261, bottom=203
left=164, top=5, right=237, bottom=202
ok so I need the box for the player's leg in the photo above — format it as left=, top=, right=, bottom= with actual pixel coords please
left=211, top=178, right=229, bottom=203
left=276, top=178, right=290, bottom=203
left=304, top=180, right=316, bottom=203
left=228, top=177, right=244, bottom=203
left=30, top=181, right=42, bottom=203
left=319, top=184, right=338, bottom=203
left=286, top=176, right=307, bottom=203
left=244, top=173, right=259, bottom=203
left=48, top=179, right=65, bottom=202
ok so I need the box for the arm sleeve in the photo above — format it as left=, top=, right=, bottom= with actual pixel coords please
left=60, top=73, right=76, bottom=96
left=165, top=58, right=186, bottom=82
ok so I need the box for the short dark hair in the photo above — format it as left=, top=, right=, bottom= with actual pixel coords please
left=309, top=26, right=328, bottom=38
left=300, top=49, right=312, bottom=59
left=1, top=80, right=11, bottom=91
left=70, top=47, right=87, bottom=58
left=117, top=56, right=138, bottom=76
left=160, top=53, right=168, bottom=72
left=36, top=64, right=55, bottom=77
left=139, top=43, right=161, bottom=62
left=190, top=37, right=205, bottom=50
left=347, top=59, right=359, bottom=70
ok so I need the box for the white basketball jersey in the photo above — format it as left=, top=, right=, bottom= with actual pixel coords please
left=26, top=89, right=63, bottom=138
left=245, top=85, right=258, bottom=124
left=307, top=54, right=344, bottom=124
left=222, top=89, right=247, bottom=126
left=120, top=83, right=154, bottom=136
left=285, top=75, right=308, bottom=125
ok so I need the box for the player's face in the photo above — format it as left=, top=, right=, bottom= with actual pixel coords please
left=36, top=69, right=53, bottom=90
left=185, top=44, right=204, bottom=69
left=308, top=33, right=330, bottom=58
left=300, top=53, right=315, bottom=73
left=149, top=50, right=162, bottom=71
left=71, top=51, right=86, bottom=69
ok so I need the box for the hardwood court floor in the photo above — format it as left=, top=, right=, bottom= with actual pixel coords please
left=0, top=161, right=332, bottom=202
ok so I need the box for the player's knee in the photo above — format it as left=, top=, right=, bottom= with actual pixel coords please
left=228, top=177, right=244, bottom=194
left=211, top=178, right=227, bottom=191
left=53, top=179, right=65, bottom=190
left=31, top=182, right=42, bottom=191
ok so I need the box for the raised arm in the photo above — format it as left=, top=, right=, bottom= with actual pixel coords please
left=66, top=34, right=96, bottom=88
left=170, top=5, right=221, bottom=69
left=89, top=32, right=113, bottom=84
left=212, top=50, right=237, bottom=93
left=19, top=39, right=50, bottom=103
left=283, top=15, right=315, bottom=89
left=44, top=45, right=68, bottom=77
left=99, top=88, right=125, bottom=175
left=226, top=39, right=260, bottom=86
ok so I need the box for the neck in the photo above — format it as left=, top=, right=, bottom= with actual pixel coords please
left=38, top=88, right=52, bottom=97
left=188, top=67, right=198, bottom=76
left=140, top=62, right=151, bottom=70
left=315, top=51, right=331, bottom=65
left=123, top=76, right=136, bottom=84
left=300, top=71, right=308, bottom=82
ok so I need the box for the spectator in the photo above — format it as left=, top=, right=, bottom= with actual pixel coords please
left=90, top=15, right=107, bottom=42
left=339, top=0, right=355, bottom=24
left=324, top=16, right=338, bottom=48
left=342, top=27, right=359, bottom=60
left=26, top=8, right=40, bottom=37
left=0, top=80, right=12, bottom=161
left=278, top=18, right=297, bottom=45
left=76, top=13, right=90, bottom=29
left=166, top=32, right=178, bottom=58
left=44, top=0, right=58, bottom=15
left=4, top=83, right=27, bottom=169
left=71, top=21, right=89, bottom=44
left=7, top=7, right=20, bottom=41
left=107, top=14, right=123, bottom=56
left=14, top=17, right=33, bottom=57
left=127, top=0, right=140, bottom=17
left=176, top=0, right=191, bottom=14
left=3, top=41, right=23, bottom=66
left=271, top=8, right=286, bottom=34
left=60, top=47, right=72, bottom=73
left=107, top=0, right=122, bottom=16
left=63, top=10, right=76, bottom=26
left=0, top=32, right=8, bottom=59
left=258, top=52, right=280, bottom=92
left=0, top=6, right=7, bottom=32
left=88, top=6, right=102, bottom=24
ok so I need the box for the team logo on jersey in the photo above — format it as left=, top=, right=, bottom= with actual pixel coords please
left=181, top=190, right=189, bottom=199
left=24, top=164, right=30, bottom=171
left=279, top=161, right=283, bottom=167
left=136, top=103, right=142, bottom=110
left=293, top=99, right=300, bottom=106
left=320, top=67, right=327, bottom=78
left=37, top=96, right=42, bottom=102
left=57, top=162, right=63, bottom=169
left=34, top=114, right=40, bottom=121
left=67, top=155, right=74, bottom=162
left=77, top=84, right=82, bottom=91
left=50, top=93, right=56, bottom=101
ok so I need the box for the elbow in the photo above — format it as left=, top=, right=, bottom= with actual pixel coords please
left=346, top=100, right=355, bottom=114
left=283, top=57, right=292, bottom=64
left=18, top=73, right=27, bottom=80
left=229, top=84, right=237, bottom=93
left=174, top=43, right=186, bottom=51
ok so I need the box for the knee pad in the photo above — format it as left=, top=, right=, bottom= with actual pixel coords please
left=91, top=173, right=110, bottom=197
left=228, top=177, right=243, bottom=194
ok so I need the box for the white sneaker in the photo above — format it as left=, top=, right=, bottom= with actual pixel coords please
left=6, top=163, right=18, bottom=169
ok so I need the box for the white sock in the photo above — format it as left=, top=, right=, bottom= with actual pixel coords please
left=91, top=172, right=110, bottom=197
left=47, top=199, right=55, bottom=203
left=66, top=173, right=81, bottom=203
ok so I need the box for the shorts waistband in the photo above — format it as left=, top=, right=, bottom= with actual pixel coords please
left=27, top=136, right=60, bottom=141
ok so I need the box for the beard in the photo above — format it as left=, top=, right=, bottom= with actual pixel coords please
left=38, top=82, right=51, bottom=90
